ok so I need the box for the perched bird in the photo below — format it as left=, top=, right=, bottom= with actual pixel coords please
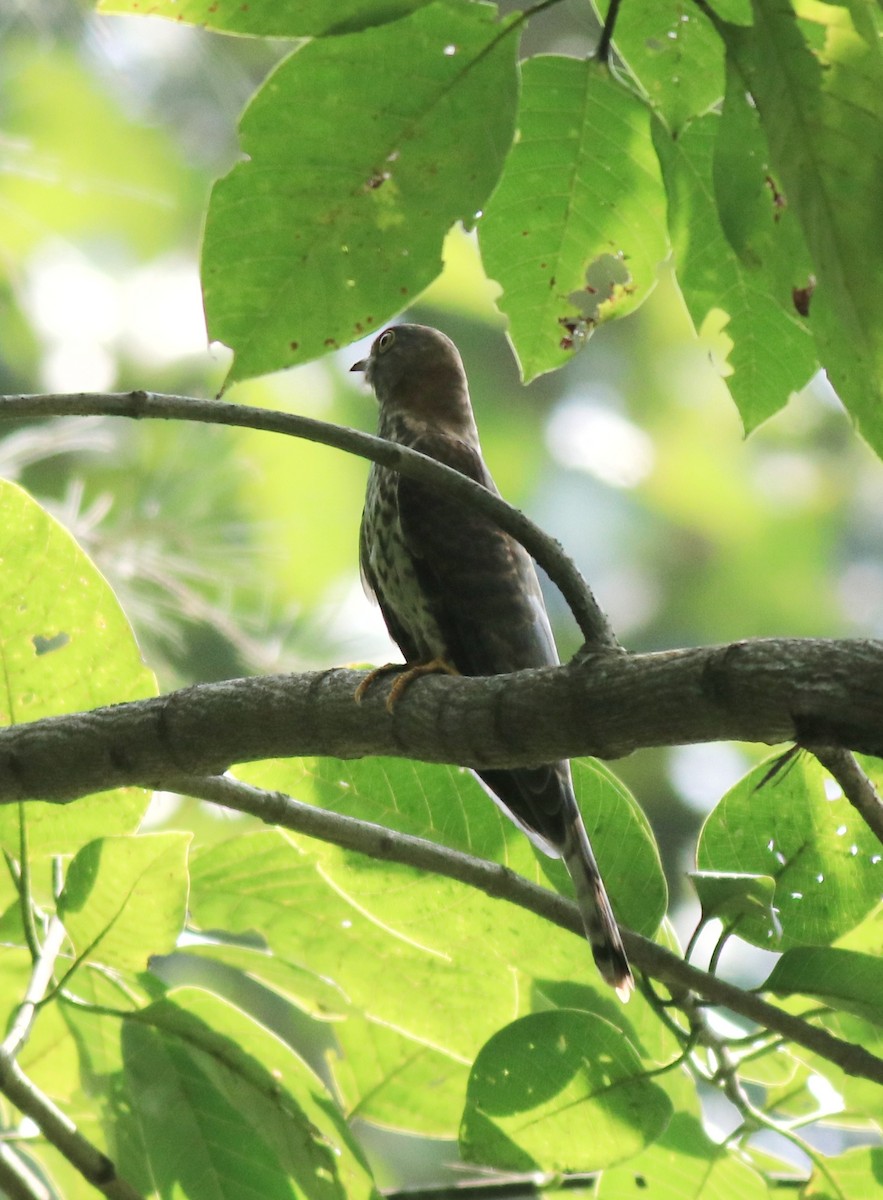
left=352, top=324, right=633, bottom=999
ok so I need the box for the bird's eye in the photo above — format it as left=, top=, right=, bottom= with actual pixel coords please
left=377, top=329, right=396, bottom=354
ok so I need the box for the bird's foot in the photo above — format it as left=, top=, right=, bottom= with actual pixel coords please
left=355, top=657, right=459, bottom=712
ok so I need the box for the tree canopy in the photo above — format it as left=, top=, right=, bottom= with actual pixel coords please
left=0, top=2, right=882, bottom=1198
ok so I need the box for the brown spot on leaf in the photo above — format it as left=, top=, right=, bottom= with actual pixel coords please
left=324, top=338, right=338, bottom=348
left=765, top=175, right=786, bottom=221
left=792, top=275, right=816, bottom=317
left=364, top=170, right=391, bottom=191
left=290, top=341, right=299, bottom=351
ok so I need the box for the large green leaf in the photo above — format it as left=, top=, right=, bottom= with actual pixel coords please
left=607, top=0, right=743, bottom=133
left=121, top=989, right=376, bottom=1200
left=332, top=1013, right=468, bottom=1135
left=697, top=755, right=881, bottom=949
left=596, top=1112, right=769, bottom=1199
left=0, top=481, right=155, bottom=869
left=804, top=1145, right=883, bottom=1200
left=243, top=754, right=667, bottom=939
left=203, top=1, right=519, bottom=382
left=765, top=946, right=883, bottom=1024
left=97, top=0, right=428, bottom=36
left=58, top=832, right=191, bottom=973
left=188, top=752, right=666, bottom=1138
left=460, top=1010, right=672, bottom=1172
left=654, top=110, right=816, bottom=432
left=479, top=56, right=669, bottom=381
left=726, top=0, right=883, bottom=452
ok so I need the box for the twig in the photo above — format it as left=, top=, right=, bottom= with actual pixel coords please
left=0, top=1143, right=52, bottom=1200
left=1, top=917, right=67, bottom=1063
left=808, top=745, right=883, bottom=846
left=162, top=772, right=883, bottom=1087
left=0, top=391, right=616, bottom=651
left=0, top=899, right=141, bottom=1198
left=0, top=1057, right=143, bottom=1200
left=596, top=0, right=623, bottom=63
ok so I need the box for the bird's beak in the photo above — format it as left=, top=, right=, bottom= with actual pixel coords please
left=350, top=358, right=367, bottom=372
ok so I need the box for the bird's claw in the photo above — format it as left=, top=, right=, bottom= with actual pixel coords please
left=355, top=657, right=459, bottom=712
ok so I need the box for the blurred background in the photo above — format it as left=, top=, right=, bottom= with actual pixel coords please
left=2, top=4, right=881, bottom=1170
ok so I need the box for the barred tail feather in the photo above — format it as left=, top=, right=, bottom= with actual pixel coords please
left=563, top=819, right=634, bottom=1002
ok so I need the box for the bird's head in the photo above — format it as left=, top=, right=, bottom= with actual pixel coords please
left=351, top=324, right=475, bottom=433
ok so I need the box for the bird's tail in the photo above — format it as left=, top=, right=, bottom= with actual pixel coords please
left=562, top=818, right=634, bottom=1002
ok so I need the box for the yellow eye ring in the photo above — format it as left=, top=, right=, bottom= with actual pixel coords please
left=377, top=329, right=396, bottom=354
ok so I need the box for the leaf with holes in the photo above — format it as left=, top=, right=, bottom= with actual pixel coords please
left=697, top=755, right=882, bottom=950
left=479, top=55, right=668, bottom=381
left=203, top=0, right=519, bottom=383
left=460, top=1010, right=672, bottom=1172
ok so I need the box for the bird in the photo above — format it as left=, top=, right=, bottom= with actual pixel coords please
left=351, top=323, right=633, bottom=1000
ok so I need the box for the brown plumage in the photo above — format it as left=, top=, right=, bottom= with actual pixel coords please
left=352, top=323, right=633, bottom=999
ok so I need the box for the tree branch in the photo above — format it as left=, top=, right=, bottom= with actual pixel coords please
left=0, top=1144, right=51, bottom=1200
left=0, top=390, right=616, bottom=649
left=163, top=773, right=883, bottom=1087
left=0, top=1057, right=143, bottom=1200
left=807, top=746, right=883, bottom=845
left=0, top=638, right=881, bottom=805
left=0, top=889, right=142, bottom=1198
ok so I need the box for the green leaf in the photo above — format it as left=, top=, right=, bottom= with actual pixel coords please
left=730, top=0, right=883, bottom=452
left=654, top=111, right=816, bottom=432
left=97, top=0, right=427, bottom=36
left=607, top=0, right=735, bottom=133
left=479, top=56, right=669, bottom=381
left=765, top=946, right=883, bottom=1024
left=0, top=481, right=155, bottom=867
left=597, top=1112, right=770, bottom=1199
left=689, top=870, right=779, bottom=930
left=246, top=755, right=666, bottom=941
left=804, top=1145, right=883, bottom=1200
left=176, top=942, right=351, bottom=1019
left=333, top=1013, right=468, bottom=1135
left=459, top=1010, right=672, bottom=1172
left=697, top=755, right=882, bottom=949
left=58, top=832, right=190, bottom=972
left=203, top=1, right=519, bottom=383
left=119, top=989, right=376, bottom=1200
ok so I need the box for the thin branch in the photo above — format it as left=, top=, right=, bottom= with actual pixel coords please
left=808, top=745, right=883, bottom=846
left=1, top=917, right=67, bottom=1063
left=0, top=900, right=141, bottom=1198
left=164, top=772, right=883, bottom=1087
left=596, top=0, right=623, bottom=63
left=0, top=1057, right=143, bottom=1200
left=0, top=390, right=616, bottom=650
left=0, top=1144, right=51, bottom=1200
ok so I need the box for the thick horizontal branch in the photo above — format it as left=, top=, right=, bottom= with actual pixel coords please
left=0, top=637, right=881, bottom=805
left=0, top=389, right=615, bottom=648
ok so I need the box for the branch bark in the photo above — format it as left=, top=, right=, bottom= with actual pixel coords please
left=0, top=638, right=881, bottom=806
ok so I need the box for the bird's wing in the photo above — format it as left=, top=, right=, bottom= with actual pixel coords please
left=397, top=433, right=558, bottom=677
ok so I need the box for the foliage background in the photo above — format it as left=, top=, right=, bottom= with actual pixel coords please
left=1, top=0, right=882, bottom=1196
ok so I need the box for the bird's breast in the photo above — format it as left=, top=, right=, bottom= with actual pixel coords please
left=363, top=465, right=448, bottom=663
